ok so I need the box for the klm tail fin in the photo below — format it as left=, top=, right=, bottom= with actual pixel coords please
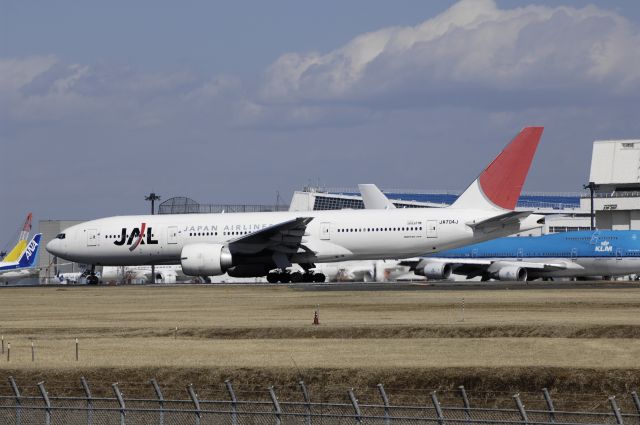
left=3, top=213, right=33, bottom=262
left=17, top=234, right=41, bottom=268
left=451, top=127, right=543, bottom=211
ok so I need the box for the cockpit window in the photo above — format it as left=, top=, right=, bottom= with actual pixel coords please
left=56, top=233, right=66, bottom=239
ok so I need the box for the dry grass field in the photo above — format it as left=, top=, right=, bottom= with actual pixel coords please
left=0, top=284, right=639, bottom=408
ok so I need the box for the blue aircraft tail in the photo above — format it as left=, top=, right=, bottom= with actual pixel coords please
left=17, top=234, right=41, bottom=268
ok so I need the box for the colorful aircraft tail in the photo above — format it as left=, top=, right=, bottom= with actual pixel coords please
left=3, top=213, right=33, bottom=262
left=451, top=127, right=543, bottom=211
left=17, top=234, right=41, bottom=268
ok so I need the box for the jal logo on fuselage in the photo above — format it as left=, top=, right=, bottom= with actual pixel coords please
left=114, top=223, right=158, bottom=251
left=595, top=240, right=613, bottom=253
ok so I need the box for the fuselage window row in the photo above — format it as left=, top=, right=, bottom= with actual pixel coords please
left=337, top=227, right=423, bottom=233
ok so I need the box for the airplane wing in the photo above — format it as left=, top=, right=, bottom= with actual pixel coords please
left=413, top=257, right=574, bottom=279
left=487, top=260, right=571, bottom=272
left=466, top=211, right=533, bottom=231
left=227, top=217, right=313, bottom=256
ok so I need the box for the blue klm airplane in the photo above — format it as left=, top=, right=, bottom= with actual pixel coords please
left=411, top=230, right=640, bottom=281
left=358, top=184, right=640, bottom=281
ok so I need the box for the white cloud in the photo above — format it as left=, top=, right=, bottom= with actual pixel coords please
left=2, top=0, right=640, bottom=132
left=260, top=0, right=640, bottom=106
left=0, top=56, right=238, bottom=130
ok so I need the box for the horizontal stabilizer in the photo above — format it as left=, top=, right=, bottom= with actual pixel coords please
left=466, top=211, right=532, bottom=231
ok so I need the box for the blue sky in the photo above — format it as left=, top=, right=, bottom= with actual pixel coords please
left=1, top=0, right=640, bottom=245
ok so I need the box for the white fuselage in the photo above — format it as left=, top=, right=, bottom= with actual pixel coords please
left=0, top=268, right=39, bottom=284
left=48, top=208, right=535, bottom=268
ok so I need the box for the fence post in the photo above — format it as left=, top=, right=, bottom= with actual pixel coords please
left=542, top=388, right=555, bottom=423
left=112, top=383, right=126, bottom=425
left=269, top=386, right=282, bottom=425
left=431, top=391, right=444, bottom=425
left=377, top=383, right=391, bottom=425
left=9, top=376, right=21, bottom=425
left=609, top=396, right=624, bottom=425
left=513, top=394, right=528, bottom=425
left=80, top=377, right=93, bottom=425
left=348, top=388, right=362, bottom=425
left=37, top=381, right=52, bottom=425
left=459, top=385, right=471, bottom=424
left=187, top=384, right=201, bottom=425
left=631, top=391, right=640, bottom=416
left=225, top=380, right=238, bottom=425
left=299, top=380, right=312, bottom=425
left=150, top=378, right=165, bottom=425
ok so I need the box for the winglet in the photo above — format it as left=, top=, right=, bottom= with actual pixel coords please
left=451, top=127, right=543, bottom=211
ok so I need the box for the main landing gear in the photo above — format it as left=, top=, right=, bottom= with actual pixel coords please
left=86, top=265, right=99, bottom=285
left=267, top=269, right=326, bottom=284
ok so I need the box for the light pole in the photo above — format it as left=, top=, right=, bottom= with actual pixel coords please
left=145, top=193, right=161, bottom=284
left=583, top=182, right=597, bottom=230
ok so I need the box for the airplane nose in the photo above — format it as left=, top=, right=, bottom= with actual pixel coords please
left=46, top=239, right=61, bottom=256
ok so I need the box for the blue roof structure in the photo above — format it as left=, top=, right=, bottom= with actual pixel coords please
left=332, top=191, right=582, bottom=210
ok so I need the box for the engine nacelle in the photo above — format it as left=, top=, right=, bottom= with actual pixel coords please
left=156, top=270, right=177, bottom=284
left=181, top=243, right=233, bottom=276
left=416, top=262, right=452, bottom=280
left=496, top=266, right=527, bottom=281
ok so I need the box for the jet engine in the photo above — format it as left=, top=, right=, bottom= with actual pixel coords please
left=416, top=262, right=452, bottom=280
left=496, top=266, right=527, bottom=281
left=155, top=270, right=177, bottom=284
left=181, top=243, right=233, bottom=276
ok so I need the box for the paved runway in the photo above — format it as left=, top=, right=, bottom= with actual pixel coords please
left=4, top=280, right=640, bottom=291
left=292, top=280, right=640, bottom=291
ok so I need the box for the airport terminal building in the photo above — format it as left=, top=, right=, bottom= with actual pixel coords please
left=581, top=140, right=640, bottom=230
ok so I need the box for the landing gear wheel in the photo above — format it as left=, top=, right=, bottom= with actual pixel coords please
left=302, top=272, right=315, bottom=283
left=313, top=273, right=326, bottom=283
left=267, top=272, right=279, bottom=284
left=87, top=275, right=99, bottom=285
left=278, top=272, right=291, bottom=284
left=290, top=272, right=303, bottom=283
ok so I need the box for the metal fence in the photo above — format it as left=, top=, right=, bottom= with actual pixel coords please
left=1, top=377, right=639, bottom=425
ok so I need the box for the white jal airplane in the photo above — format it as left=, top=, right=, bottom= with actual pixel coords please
left=47, top=127, right=544, bottom=284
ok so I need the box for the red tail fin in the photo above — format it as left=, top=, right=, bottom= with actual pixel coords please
left=479, top=127, right=543, bottom=210
left=22, top=213, right=32, bottom=232
left=18, top=212, right=33, bottom=241
left=452, top=127, right=543, bottom=210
